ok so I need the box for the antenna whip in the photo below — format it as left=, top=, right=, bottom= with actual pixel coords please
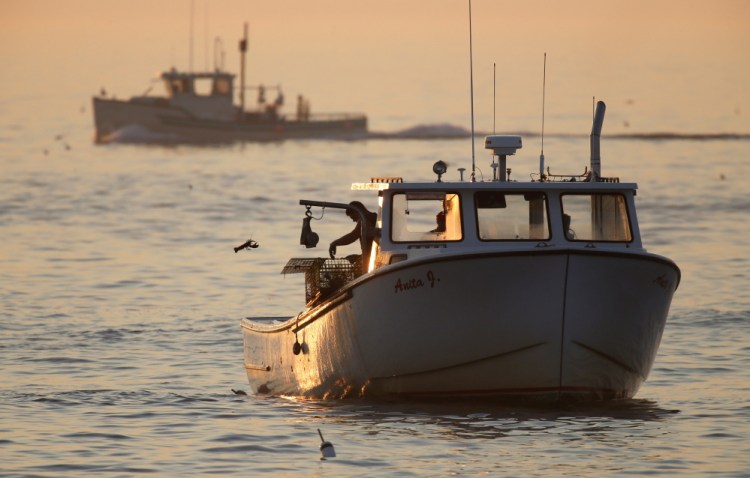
left=539, top=52, right=547, bottom=180
left=189, top=0, right=195, bottom=71
left=468, top=0, right=476, bottom=182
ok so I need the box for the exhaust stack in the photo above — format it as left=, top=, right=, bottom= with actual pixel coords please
left=590, top=101, right=606, bottom=181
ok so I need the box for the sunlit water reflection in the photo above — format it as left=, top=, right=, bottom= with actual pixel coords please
left=1, top=98, right=748, bottom=476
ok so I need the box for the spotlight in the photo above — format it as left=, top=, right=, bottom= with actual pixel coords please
left=432, top=160, right=448, bottom=182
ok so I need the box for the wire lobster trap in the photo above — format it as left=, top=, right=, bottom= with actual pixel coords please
left=281, top=257, right=362, bottom=304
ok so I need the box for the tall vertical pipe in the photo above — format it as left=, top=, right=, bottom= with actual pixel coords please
left=239, top=22, right=248, bottom=117
left=590, top=100, right=606, bottom=181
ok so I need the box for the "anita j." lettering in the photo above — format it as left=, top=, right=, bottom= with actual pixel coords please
left=394, top=270, right=440, bottom=294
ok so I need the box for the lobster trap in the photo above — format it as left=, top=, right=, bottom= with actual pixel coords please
left=282, top=257, right=362, bottom=304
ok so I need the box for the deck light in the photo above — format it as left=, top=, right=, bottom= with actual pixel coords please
left=433, top=160, right=448, bottom=182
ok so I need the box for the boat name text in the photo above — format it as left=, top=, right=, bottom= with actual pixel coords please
left=394, top=270, right=440, bottom=294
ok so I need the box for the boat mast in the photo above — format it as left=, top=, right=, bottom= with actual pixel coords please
left=239, top=22, right=248, bottom=117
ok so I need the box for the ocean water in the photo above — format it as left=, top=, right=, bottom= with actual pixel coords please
left=2, top=86, right=750, bottom=476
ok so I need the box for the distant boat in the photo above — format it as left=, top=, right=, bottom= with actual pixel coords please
left=240, top=101, right=681, bottom=401
left=92, top=23, right=367, bottom=144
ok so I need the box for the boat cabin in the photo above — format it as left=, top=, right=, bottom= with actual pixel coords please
left=160, top=69, right=237, bottom=121
left=162, top=70, right=234, bottom=97
left=358, top=178, right=640, bottom=273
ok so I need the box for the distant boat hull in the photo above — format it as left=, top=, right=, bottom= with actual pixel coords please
left=241, top=249, right=679, bottom=401
left=92, top=97, right=368, bottom=143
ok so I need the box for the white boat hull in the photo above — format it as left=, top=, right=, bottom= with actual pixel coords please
left=242, top=249, right=679, bottom=401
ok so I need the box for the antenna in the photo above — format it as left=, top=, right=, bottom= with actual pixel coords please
left=204, top=1, right=209, bottom=70
left=468, top=0, right=476, bottom=182
left=539, top=52, right=547, bottom=180
left=491, top=62, right=497, bottom=180
left=189, top=0, right=195, bottom=71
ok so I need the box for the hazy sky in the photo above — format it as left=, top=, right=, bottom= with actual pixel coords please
left=2, top=0, right=749, bottom=133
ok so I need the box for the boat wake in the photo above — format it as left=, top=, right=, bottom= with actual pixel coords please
left=96, top=122, right=750, bottom=145
left=369, top=123, right=474, bottom=139
left=371, top=125, right=750, bottom=141
left=98, top=124, right=180, bottom=144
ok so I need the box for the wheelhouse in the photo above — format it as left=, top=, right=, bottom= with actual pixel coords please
left=161, top=70, right=235, bottom=99
left=355, top=180, right=642, bottom=273
left=159, top=70, right=237, bottom=121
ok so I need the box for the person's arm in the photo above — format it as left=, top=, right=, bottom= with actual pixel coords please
left=329, top=226, right=359, bottom=258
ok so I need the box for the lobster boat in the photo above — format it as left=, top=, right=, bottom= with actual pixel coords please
left=92, top=24, right=366, bottom=143
left=240, top=101, right=680, bottom=401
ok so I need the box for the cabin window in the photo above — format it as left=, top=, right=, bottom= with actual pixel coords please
left=560, top=193, right=633, bottom=242
left=475, top=191, right=550, bottom=241
left=166, top=78, right=193, bottom=95
left=212, top=77, right=232, bottom=96
left=391, top=192, right=463, bottom=242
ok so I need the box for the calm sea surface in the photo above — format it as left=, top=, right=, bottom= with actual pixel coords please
left=1, top=90, right=749, bottom=476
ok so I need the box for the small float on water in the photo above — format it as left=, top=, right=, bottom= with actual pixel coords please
left=92, top=23, right=367, bottom=144
left=240, top=101, right=680, bottom=401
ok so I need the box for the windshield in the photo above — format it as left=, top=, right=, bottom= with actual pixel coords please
left=560, top=193, right=632, bottom=242
left=475, top=191, right=549, bottom=241
left=391, top=192, right=463, bottom=242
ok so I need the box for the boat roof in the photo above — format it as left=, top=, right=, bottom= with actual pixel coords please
left=160, top=69, right=235, bottom=81
left=352, top=178, right=637, bottom=192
